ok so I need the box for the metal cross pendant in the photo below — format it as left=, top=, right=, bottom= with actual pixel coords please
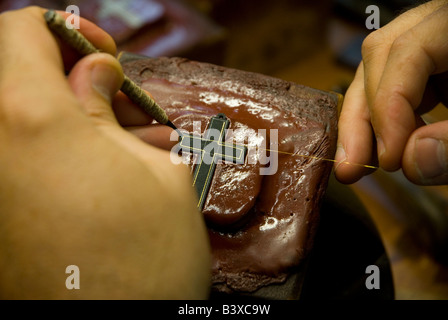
left=178, top=114, right=247, bottom=210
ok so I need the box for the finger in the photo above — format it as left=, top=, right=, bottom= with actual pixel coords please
left=334, top=1, right=443, bottom=183
left=112, top=91, right=154, bottom=127
left=127, top=124, right=178, bottom=151
left=0, top=7, right=117, bottom=120
left=371, top=4, right=448, bottom=171
left=361, top=0, right=448, bottom=107
left=54, top=10, right=116, bottom=55
left=403, top=121, right=448, bottom=185
left=0, top=7, right=115, bottom=77
left=67, top=52, right=176, bottom=156
left=67, top=53, right=123, bottom=126
left=51, top=9, right=116, bottom=71
left=0, top=7, right=77, bottom=121
left=334, top=63, right=375, bottom=184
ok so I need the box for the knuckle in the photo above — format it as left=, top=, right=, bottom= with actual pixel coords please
left=389, top=32, right=412, bottom=53
left=361, top=30, right=384, bottom=59
left=84, top=104, right=115, bottom=123
left=0, top=83, right=66, bottom=133
left=390, top=29, right=436, bottom=79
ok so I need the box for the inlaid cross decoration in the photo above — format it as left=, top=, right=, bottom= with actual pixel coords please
left=177, top=114, right=247, bottom=210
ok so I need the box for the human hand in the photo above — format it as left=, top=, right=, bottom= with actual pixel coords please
left=0, top=7, right=210, bottom=299
left=334, top=0, right=448, bottom=185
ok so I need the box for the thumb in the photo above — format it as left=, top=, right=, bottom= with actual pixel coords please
left=68, top=53, right=124, bottom=126
left=403, top=121, right=448, bottom=185
left=67, top=52, right=175, bottom=165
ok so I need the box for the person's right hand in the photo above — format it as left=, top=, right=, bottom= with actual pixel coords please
left=335, top=0, right=448, bottom=185
left=0, top=7, right=210, bottom=299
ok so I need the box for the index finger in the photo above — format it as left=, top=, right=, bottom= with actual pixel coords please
left=0, top=7, right=116, bottom=77
left=0, top=6, right=116, bottom=119
left=51, top=9, right=117, bottom=70
left=371, top=4, right=448, bottom=170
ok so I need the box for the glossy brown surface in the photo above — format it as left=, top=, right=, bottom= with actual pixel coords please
left=122, top=56, right=339, bottom=293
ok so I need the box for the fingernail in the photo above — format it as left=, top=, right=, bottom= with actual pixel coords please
left=335, top=145, right=346, bottom=161
left=376, top=135, right=385, bottom=159
left=415, top=138, right=447, bottom=180
left=334, top=145, right=347, bottom=172
left=91, top=63, right=121, bottom=103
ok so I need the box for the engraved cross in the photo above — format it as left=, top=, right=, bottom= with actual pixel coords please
left=178, top=114, right=247, bottom=210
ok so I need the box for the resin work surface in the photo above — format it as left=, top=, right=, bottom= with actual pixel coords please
left=121, top=55, right=339, bottom=296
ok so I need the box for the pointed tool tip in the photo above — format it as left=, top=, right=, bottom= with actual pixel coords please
left=166, top=120, right=177, bottom=130
left=166, top=120, right=183, bottom=138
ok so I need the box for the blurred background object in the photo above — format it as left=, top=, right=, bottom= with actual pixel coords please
left=0, top=0, right=422, bottom=73
left=1, top=0, right=448, bottom=299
